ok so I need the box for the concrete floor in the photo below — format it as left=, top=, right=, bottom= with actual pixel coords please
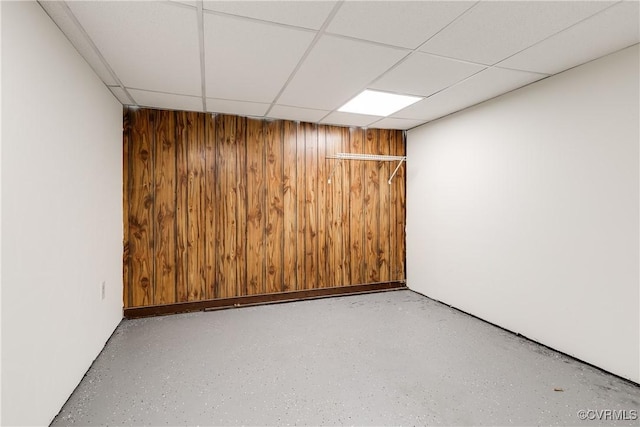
left=52, top=290, right=639, bottom=426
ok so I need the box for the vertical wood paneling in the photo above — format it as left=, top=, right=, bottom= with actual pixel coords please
left=153, top=110, right=176, bottom=305
left=265, top=120, right=284, bottom=294
left=283, top=121, right=298, bottom=292
left=236, top=117, right=248, bottom=296
left=122, top=109, right=131, bottom=307
left=295, top=123, right=306, bottom=290
left=215, top=115, right=237, bottom=299
left=124, top=108, right=406, bottom=308
left=316, top=126, right=327, bottom=288
left=246, top=118, right=265, bottom=295
left=340, top=126, right=351, bottom=286
left=394, top=132, right=406, bottom=281
left=303, top=123, right=317, bottom=290
left=129, top=109, right=154, bottom=307
left=187, top=112, right=206, bottom=301
left=389, top=129, right=398, bottom=281
left=364, top=129, right=380, bottom=283
left=325, top=126, right=340, bottom=287
left=176, top=112, right=189, bottom=302
left=205, top=114, right=217, bottom=299
left=378, top=129, right=391, bottom=283
left=349, top=128, right=365, bottom=285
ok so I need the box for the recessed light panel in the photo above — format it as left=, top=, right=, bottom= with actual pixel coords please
left=338, top=89, right=423, bottom=116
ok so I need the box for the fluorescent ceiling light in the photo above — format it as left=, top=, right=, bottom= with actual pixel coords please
left=338, top=89, right=422, bottom=116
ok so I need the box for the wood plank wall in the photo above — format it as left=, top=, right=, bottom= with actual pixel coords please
left=123, top=108, right=406, bottom=309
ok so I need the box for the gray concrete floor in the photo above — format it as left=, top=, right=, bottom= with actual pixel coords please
left=52, top=290, right=639, bottom=426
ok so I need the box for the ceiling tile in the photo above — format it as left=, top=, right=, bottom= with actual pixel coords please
left=326, top=1, right=475, bottom=49
left=371, top=52, right=485, bottom=97
left=320, top=112, right=380, bottom=128
left=420, top=1, right=614, bottom=65
left=278, top=35, right=408, bottom=110
left=267, top=105, right=330, bottom=123
left=369, top=117, right=425, bottom=130
left=498, top=2, right=640, bottom=75
left=68, top=1, right=201, bottom=96
left=202, top=1, right=337, bottom=30
left=130, top=89, right=203, bottom=112
left=39, top=1, right=117, bottom=86
left=204, top=13, right=314, bottom=103
left=107, top=86, right=131, bottom=105
left=393, top=67, right=546, bottom=122
left=206, top=98, right=270, bottom=117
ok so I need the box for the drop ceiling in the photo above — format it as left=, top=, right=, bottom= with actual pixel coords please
left=40, top=0, right=640, bottom=130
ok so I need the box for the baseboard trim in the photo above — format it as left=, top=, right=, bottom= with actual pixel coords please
left=124, top=282, right=407, bottom=319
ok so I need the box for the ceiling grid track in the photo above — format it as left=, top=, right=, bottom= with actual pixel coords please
left=320, top=0, right=484, bottom=128
left=493, top=0, right=624, bottom=68
left=40, top=0, right=639, bottom=129
left=56, top=1, right=137, bottom=106
left=263, top=0, right=345, bottom=118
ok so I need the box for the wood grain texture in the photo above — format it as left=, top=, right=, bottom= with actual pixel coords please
left=265, top=120, right=284, bottom=294
left=364, top=129, right=380, bottom=283
left=325, top=126, right=341, bottom=287
left=124, top=108, right=406, bottom=308
left=316, top=126, right=327, bottom=288
left=389, top=130, right=397, bottom=281
left=187, top=112, right=206, bottom=301
left=235, top=117, right=248, bottom=296
left=394, top=131, right=407, bottom=281
left=283, top=121, right=298, bottom=292
left=378, top=129, right=391, bottom=283
left=129, top=109, right=154, bottom=307
left=205, top=114, right=217, bottom=299
left=153, top=110, right=176, bottom=305
left=303, top=122, right=317, bottom=290
left=176, top=111, right=189, bottom=302
left=246, top=118, right=266, bottom=295
left=340, top=126, right=351, bottom=286
left=215, top=114, right=237, bottom=299
left=349, top=128, right=365, bottom=285
left=295, top=122, right=306, bottom=290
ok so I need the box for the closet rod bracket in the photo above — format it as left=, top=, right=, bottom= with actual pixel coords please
left=326, top=153, right=407, bottom=184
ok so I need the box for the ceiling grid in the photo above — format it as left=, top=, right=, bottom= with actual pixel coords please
left=37, top=0, right=640, bottom=130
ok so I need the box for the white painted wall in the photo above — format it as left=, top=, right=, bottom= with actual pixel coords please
left=407, top=45, right=639, bottom=383
left=1, top=2, right=123, bottom=425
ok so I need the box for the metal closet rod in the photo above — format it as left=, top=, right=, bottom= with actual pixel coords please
left=326, top=152, right=406, bottom=185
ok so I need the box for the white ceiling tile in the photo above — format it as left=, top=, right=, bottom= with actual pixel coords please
left=420, top=1, right=614, bottom=65
left=68, top=1, right=201, bottom=96
left=202, top=1, right=336, bottom=30
left=130, top=89, right=204, bottom=112
left=204, top=14, right=314, bottom=103
left=107, top=86, right=130, bottom=105
left=267, top=105, right=330, bottom=123
left=206, top=98, right=270, bottom=117
left=371, top=52, right=485, bottom=97
left=320, top=112, right=380, bottom=128
left=369, top=117, right=425, bottom=130
left=327, top=1, right=475, bottom=49
left=39, top=1, right=117, bottom=86
left=498, top=2, right=640, bottom=75
left=278, top=35, right=408, bottom=110
left=393, top=67, right=546, bottom=122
